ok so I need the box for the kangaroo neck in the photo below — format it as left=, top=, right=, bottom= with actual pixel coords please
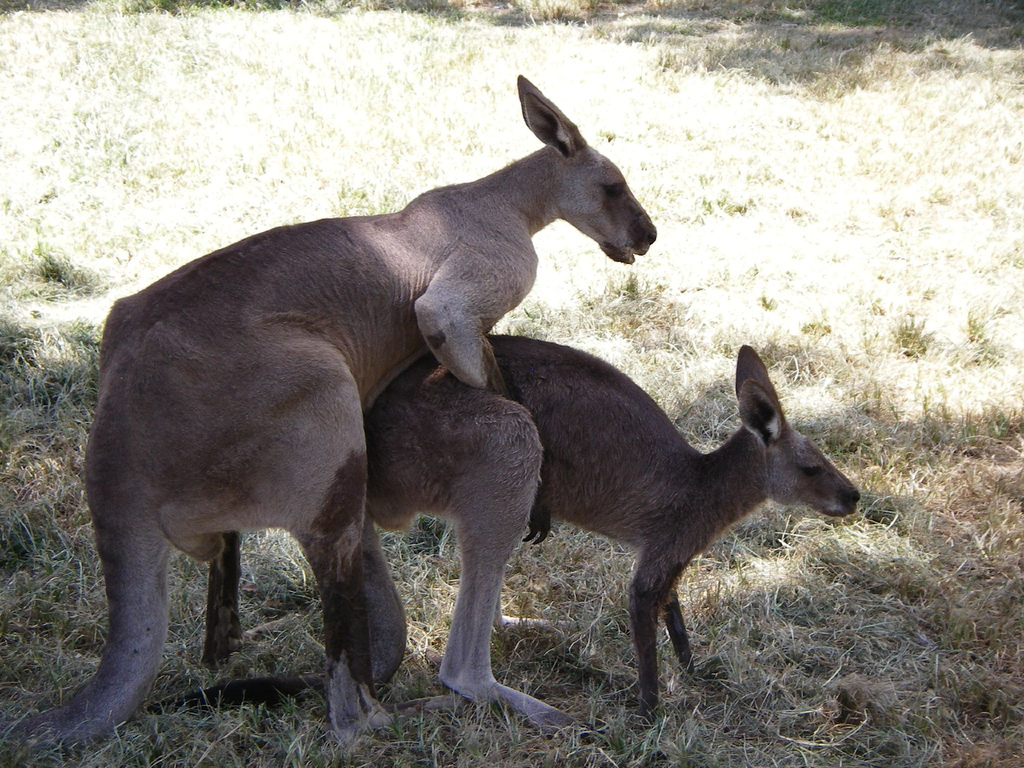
left=468, top=146, right=564, bottom=236
left=690, top=429, right=770, bottom=535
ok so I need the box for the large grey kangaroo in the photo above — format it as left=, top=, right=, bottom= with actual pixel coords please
left=204, top=338, right=859, bottom=722
left=2, top=78, right=656, bottom=744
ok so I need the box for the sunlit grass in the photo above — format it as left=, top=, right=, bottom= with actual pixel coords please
left=2, top=1, right=1023, bottom=766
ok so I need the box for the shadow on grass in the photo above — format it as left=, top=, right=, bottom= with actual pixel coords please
left=496, top=0, right=1024, bottom=45
left=1, top=304, right=1020, bottom=763
left=628, top=0, right=1023, bottom=37
left=0, top=0, right=89, bottom=9
left=4, top=0, right=1021, bottom=47
left=0, top=0, right=464, bottom=13
left=608, top=2, right=1023, bottom=101
left=4, top=0, right=1019, bottom=97
left=0, top=315, right=99, bottom=430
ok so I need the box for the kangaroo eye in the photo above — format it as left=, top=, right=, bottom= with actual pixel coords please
left=801, top=466, right=823, bottom=477
left=602, top=183, right=625, bottom=198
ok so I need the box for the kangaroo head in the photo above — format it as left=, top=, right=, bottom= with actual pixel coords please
left=517, top=75, right=657, bottom=264
left=735, top=345, right=860, bottom=518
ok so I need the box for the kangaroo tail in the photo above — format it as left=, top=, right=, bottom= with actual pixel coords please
left=7, top=525, right=171, bottom=743
left=150, top=675, right=324, bottom=711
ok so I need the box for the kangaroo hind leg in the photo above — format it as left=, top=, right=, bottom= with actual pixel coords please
left=294, top=449, right=389, bottom=742
left=445, top=495, right=573, bottom=729
left=200, top=523, right=405, bottom=685
left=203, top=531, right=242, bottom=668
left=438, top=405, right=572, bottom=729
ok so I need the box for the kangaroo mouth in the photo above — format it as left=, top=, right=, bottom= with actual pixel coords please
left=824, top=507, right=855, bottom=518
left=601, top=242, right=638, bottom=264
left=822, top=501, right=858, bottom=518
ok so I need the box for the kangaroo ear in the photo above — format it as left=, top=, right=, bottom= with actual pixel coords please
left=738, top=379, right=784, bottom=446
left=735, top=346, right=786, bottom=445
left=517, top=75, right=587, bottom=158
left=735, top=345, right=780, bottom=403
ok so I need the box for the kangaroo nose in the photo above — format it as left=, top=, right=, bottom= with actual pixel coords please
left=644, top=221, right=657, bottom=245
left=846, top=488, right=861, bottom=505
left=633, top=222, right=656, bottom=255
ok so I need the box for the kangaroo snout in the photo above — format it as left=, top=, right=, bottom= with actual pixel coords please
left=633, top=219, right=657, bottom=255
left=839, top=486, right=861, bottom=514
left=823, top=483, right=861, bottom=517
left=601, top=219, right=657, bottom=264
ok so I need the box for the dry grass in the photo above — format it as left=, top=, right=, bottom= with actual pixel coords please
left=2, top=1, right=1023, bottom=766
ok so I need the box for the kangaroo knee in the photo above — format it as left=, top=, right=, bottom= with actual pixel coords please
left=450, top=404, right=542, bottom=539
left=479, top=403, right=543, bottom=496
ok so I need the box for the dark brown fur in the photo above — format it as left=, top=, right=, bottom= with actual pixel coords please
left=367, top=337, right=859, bottom=717
left=202, top=531, right=242, bottom=668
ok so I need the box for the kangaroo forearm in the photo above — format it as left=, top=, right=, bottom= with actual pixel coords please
left=419, top=312, right=509, bottom=396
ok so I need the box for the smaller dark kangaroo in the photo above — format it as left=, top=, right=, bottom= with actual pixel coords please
left=203, top=337, right=859, bottom=719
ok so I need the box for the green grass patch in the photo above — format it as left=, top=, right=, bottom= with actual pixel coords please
left=812, top=0, right=908, bottom=26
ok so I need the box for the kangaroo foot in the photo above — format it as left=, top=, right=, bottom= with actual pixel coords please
left=441, top=672, right=577, bottom=732
left=392, top=694, right=466, bottom=715
left=327, top=695, right=391, bottom=746
left=491, top=682, right=576, bottom=730
left=496, top=614, right=568, bottom=632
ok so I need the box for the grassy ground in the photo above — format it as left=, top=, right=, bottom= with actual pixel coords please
left=1, top=0, right=1023, bottom=766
